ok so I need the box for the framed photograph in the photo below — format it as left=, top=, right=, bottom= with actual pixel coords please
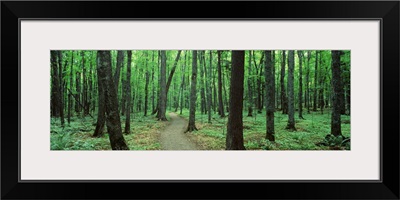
left=2, top=1, right=399, bottom=199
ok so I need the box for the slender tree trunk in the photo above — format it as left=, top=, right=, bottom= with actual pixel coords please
left=297, top=51, right=305, bottom=119
left=93, top=52, right=106, bottom=137
left=125, top=51, right=132, bottom=133
left=223, top=70, right=229, bottom=113
left=186, top=50, right=198, bottom=132
left=158, top=50, right=168, bottom=121
left=286, top=50, right=296, bottom=131
left=272, top=51, right=276, bottom=112
left=306, top=51, right=311, bottom=113
left=151, top=51, right=155, bottom=113
left=280, top=51, right=288, bottom=114
left=313, top=51, right=319, bottom=111
left=265, top=51, right=275, bottom=141
left=75, top=71, right=81, bottom=113
left=319, top=53, right=325, bottom=114
left=67, top=52, right=74, bottom=124
left=51, top=51, right=60, bottom=118
left=226, top=51, right=245, bottom=150
left=199, top=51, right=206, bottom=114
left=258, top=64, right=264, bottom=113
left=144, top=54, right=150, bottom=116
left=217, top=50, right=225, bottom=117
left=179, top=52, right=187, bottom=115
left=331, top=51, right=343, bottom=136
left=206, top=50, right=213, bottom=123
left=247, top=51, right=253, bottom=117
left=89, top=54, right=94, bottom=114
left=97, top=50, right=129, bottom=150
left=57, top=51, right=65, bottom=126
left=152, top=50, right=182, bottom=116
left=120, top=79, right=126, bottom=115
left=339, top=52, right=346, bottom=115
left=114, top=51, right=125, bottom=94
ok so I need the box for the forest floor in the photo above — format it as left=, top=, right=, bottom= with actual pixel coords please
left=178, top=109, right=351, bottom=150
left=51, top=109, right=350, bottom=150
left=160, top=113, right=198, bottom=150
left=50, top=114, right=169, bottom=150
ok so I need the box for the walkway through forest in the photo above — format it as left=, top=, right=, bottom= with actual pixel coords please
left=160, top=113, right=198, bottom=150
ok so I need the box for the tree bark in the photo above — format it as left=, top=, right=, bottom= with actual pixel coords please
left=186, top=50, right=198, bottom=132
left=226, top=51, right=245, bottom=150
left=306, top=51, right=311, bottom=113
left=67, top=51, right=74, bottom=124
left=280, top=51, right=288, bottom=114
left=179, top=52, right=187, bottom=115
left=199, top=51, right=206, bottom=114
left=158, top=50, right=168, bottom=121
left=152, top=50, right=182, bottom=116
left=313, top=51, right=319, bottom=111
left=247, top=51, right=253, bottom=117
left=125, top=51, right=132, bottom=133
left=51, top=51, right=60, bottom=118
left=286, top=50, right=296, bottom=131
left=97, top=50, right=129, bottom=150
left=297, top=51, right=305, bottom=119
left=57, top=51, right=65, bottom=126
left=217, top=50, right=225, bottom=117
left=331, top=51, right=343, bottom=136
left=206, top=50, right=213, bottom=123
left=144, top=53, right=150, bottom=116
left=265, top=50, right=275, bottom=141
left=93, top=53, right=106, bottom=137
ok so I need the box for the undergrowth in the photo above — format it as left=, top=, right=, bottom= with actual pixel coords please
left=178, top=109, right=350, bottom=150
left=50, top=115, right=168, bottom=150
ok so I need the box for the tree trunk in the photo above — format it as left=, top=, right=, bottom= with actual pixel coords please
left=97, top=50, right=129, bottom=150
left=125, top=51, right=132, bottom=133
left=280, top=51, right=288, bottom=114
left=286, top=50, right=296, bottom=131
left=120, top=79, right=126, bottom=116
left=297, top=51, right=305, bottom=119
left=226, top=51, right=245, bottom=150
left=151, top=51, right=155, bottom=113
left=186, top=50, right=198, bottom=132
left=57, top=51, right=65, bottom=126
left=247, top=51, right=253, bottom=117
left=51, top=51, right=60, bottom=118
left=272, top=51, right=276, bottom=112
left=93, top=53, right=106, bottom=137
left=318, top=53, right=325, bottom=114
left=265, top=50, right=275, bottom=141
left=82, top=51, right=90, bottom=116
left=313, top=51, right=319, bottom=111
left=206, top=50, right=213, bottom=123
left=75, top=71, right=81, bottom=113
left=67, top=51, right=74, bottom=124
left=331, top=51, right=343, bottom=136
left=306, top=51, right=311, bottom=113
left=114, top=51, right=125, bottom=94
left=144, top=54, right=150, bottom=116
left=158, top=50, right=168, bottom=121
left=179, top=52, right=187, bottom=115
left=152, top=50, right=182, bottom=116
left=199, top=51, right=206, bottom=114
left=217, top=50, right=225, bottom=117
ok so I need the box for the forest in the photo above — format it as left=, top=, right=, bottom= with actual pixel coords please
left=50, top=50, right=351, bottom=150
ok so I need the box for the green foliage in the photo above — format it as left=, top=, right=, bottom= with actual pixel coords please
left=179, top=109, right=350, bottom=150
left=50, top=115, right=167, bottom=150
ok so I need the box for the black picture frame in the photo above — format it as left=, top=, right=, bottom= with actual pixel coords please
left=2, top=1, right=399, bottom=199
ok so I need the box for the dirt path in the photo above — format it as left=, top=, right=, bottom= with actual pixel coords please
left=160, top=112, right=198, bottom=150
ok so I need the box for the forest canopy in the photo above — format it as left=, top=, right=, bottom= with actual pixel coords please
left=50, top=50, right=351, bottom=150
